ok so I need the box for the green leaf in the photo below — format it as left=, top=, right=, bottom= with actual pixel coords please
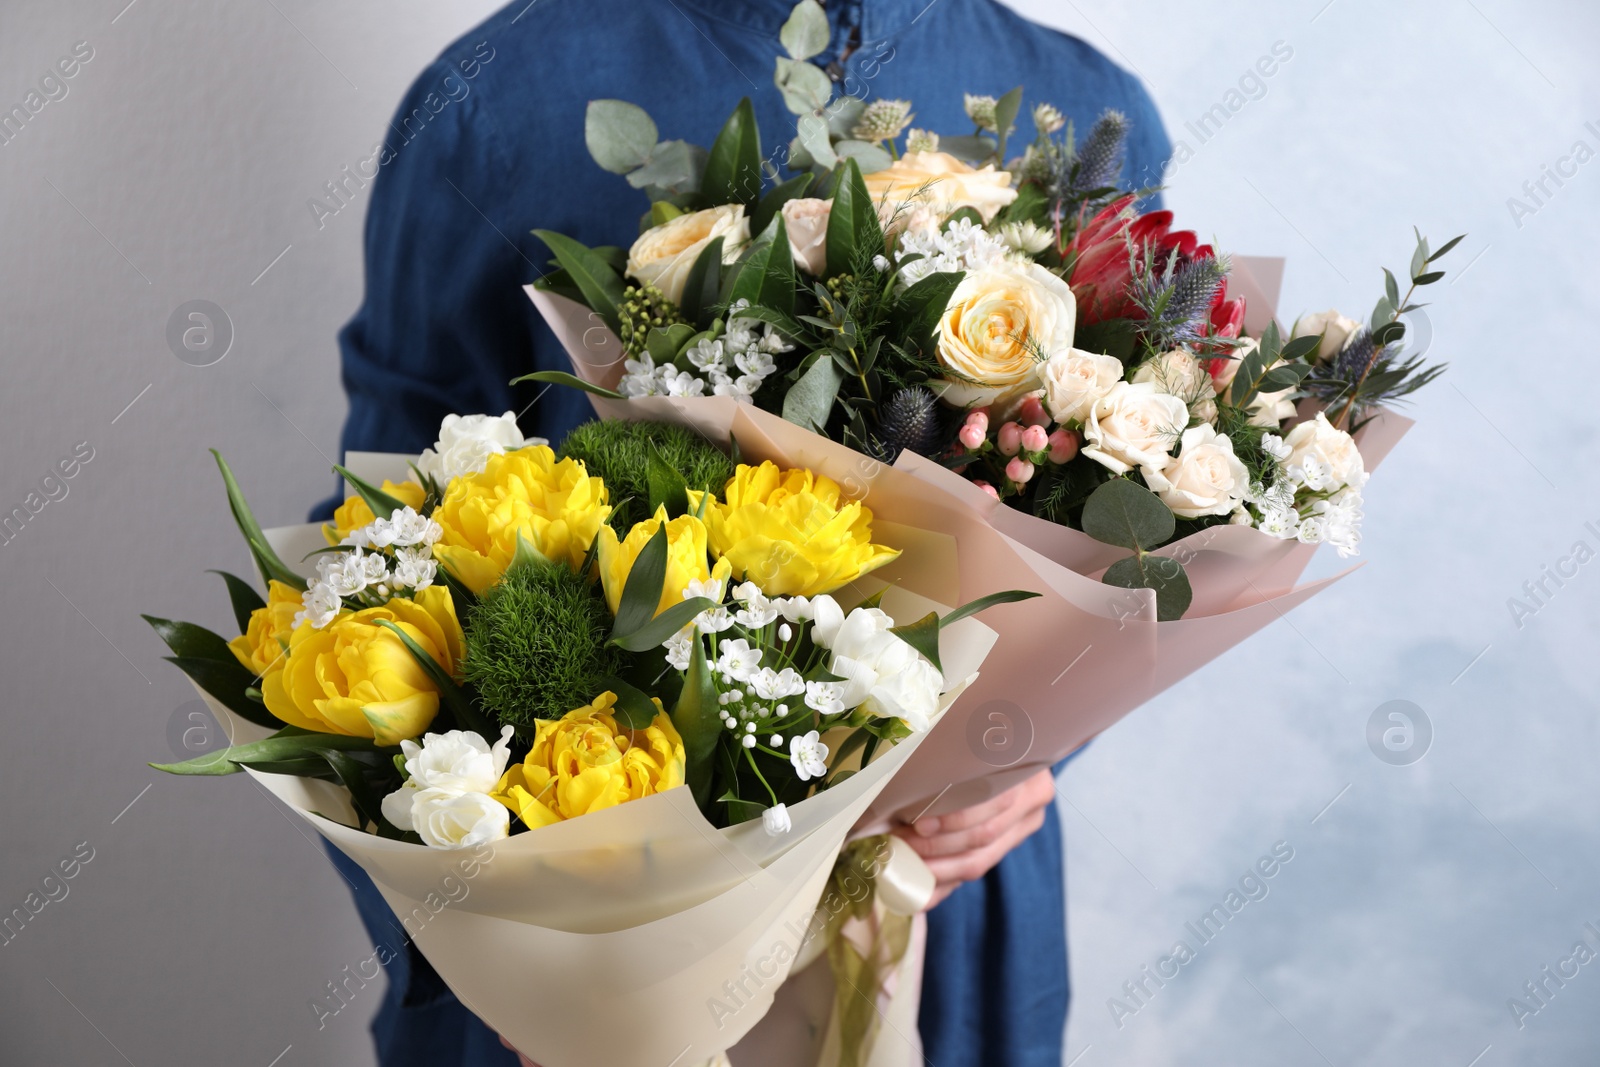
left=598, top=674, right=661, bottom=729
left=611, top=526, right=670, bottom=640
left=1279, top=334, right=1322, bottom=364
left=702, top=98, right=763, bottom=209
left=892, top=270, right=963, bottom=349
left=163, top=655, right=279, bottom=728
left=152, top=728, right=385, bottom=776
left=782, top=353, right=845, bottom=432
left=937, top=134, right=997, bottom=162
left=753, top=171, right=815, bottom=237
left=1373, top=320, right=1406, bottom=346
left=794, top=113, right=837, bottom=170
left=209, top=570, right=266, bottom=633
left=888, top=611, right=942, bottom=673
left=1412, top=270, right=1445, bottom=286
left=1102, top=554, right=1192, bottom=622
left=1428, top=234, right=1466, bottom=261
left=728, top=215, right=798, bottom=314
left=825, top=158, right=882, bottom=278
left=1229, top=340, right=1271, bottom=409
left=647, top=441, right=691, bottom=518
left=373, top=621, right=491, bottom=738
left=678, top=236, right=725, bottom=329
left=626, top=140, right=707, bottom=196
left=645, top=322, right=698, bottom=365
left=939, top=590, right=1040, bottom=628
left=1081, top=478, right=1174, bottom=551
left=833, top=139, right=892, bottom=174
left=531, top=230, right=628, bottom=334
left=511, top=531, right=551, bottom=571
left=779, top=0, right=830, bottom=61
left=992, top=86, right=1024, bottom=161
left=585, top=100, right=659, bottom=174
left=211, top=451, right=306, bottom=591
left=649, top=200, right=686, bottom=228
left=1259, top=364, right=1312, bottom=391
left=1072, top=318, right=1140, bottom=366
left=774, top=57, right=833, bottom=116
left=825, top=96, right=866, bottom=139
left=1383, top=267, right=1399, bottom=309
left=508, top=370, right=625, bottom=400
left=335, top=465, right=407, bottom=522
left=610, top=596, right=716, bottom=653
left=318, top=748, right=390, bottom=831
left=143, top=614, right=237, bottom=662
left=672, top=634, right=721, bottom=806
left=1409, top=236, right=1428, bottom=281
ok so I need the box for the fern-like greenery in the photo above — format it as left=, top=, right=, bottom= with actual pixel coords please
left=463, top=559, right=619, bottom=731
left=559, top=419, right=734, bottom=528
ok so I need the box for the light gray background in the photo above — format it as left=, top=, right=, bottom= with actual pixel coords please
left=0, top=1, right=1593, bottom=1065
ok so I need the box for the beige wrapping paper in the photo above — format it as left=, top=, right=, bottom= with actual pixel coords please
left=236, top=486, right=995, bottom=1066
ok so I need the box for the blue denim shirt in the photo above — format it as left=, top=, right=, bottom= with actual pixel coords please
left=319, top=1, right=1169, bottom=1063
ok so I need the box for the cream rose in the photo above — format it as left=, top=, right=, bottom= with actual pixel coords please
left=1080, top=381, right=1189, bottom=475
left=1042, top=348, right=1123, bottom=425
left=934, top=261, right=1076, bottom=408
left=863, top=150, right=1018, bottom=227
left=1281, top=411, right=1365, bottom=489
left=1134, top=349, right=1210, bottom=401
left=1143, top=424, right=1249, bottom=518
left=781, top=197, right=831, bottom=276
left=625, top=204, right=749, bottom=305
left=1291, top=309, right=1361, bottom=363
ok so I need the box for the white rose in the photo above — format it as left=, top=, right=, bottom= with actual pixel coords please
left=862, top=150, right=1019, bottom=226
left=1281, top=411, right=1365, bottom=489
left=1042, top=348, right=1123, bottom=425
left=1080, top=381, right=1190, bottom=476
left=625, top=204, right=749, bottom=305
left=1291, top=310, right=1361, bottom=363
left=1143, top=424, right=1249, bottom=518
left=781, top=197, right=830, bottom=276
left=417, top=413, right=540, bottom=484
left=399, top=726, right=515, bottom=795
left=935, top=261, right=1076, bottom=409
left=412, top=789, right=510, bottom=850
left=1229, top=358, right=1299, bottom=428
left=1133, top=349, right=1210, bottom=401
left=818, top=606, right=943, bottom=733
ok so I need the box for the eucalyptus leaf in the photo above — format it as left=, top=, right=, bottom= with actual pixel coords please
left=625, top=140, right=707, bottom=196
left=774, top=57, right=833, bottom=116
left=646, top=322, right=698, bottom=365
left=585, top=100, right=658, bottom=174
left=779, top=0, right=830, bottom=61
left=937, top=134, right=997, bottom=162
left=782, top=353, right=844, bottom=432
left=1081, top=478, right=1174, bottom=551
left=825, top=96, right=867, bottom=139
left=993, top=86, right=1023, bottom=161
left=833, top=139, right=892, bottom=174
left=1102, top=553, right=1192, bottom=622
left=795, top=113, right=836, bottom=170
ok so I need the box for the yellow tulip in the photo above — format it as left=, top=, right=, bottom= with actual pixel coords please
left=431, top=446, right=610, bottom=594
left=595, top=506, right=732, bottom=617
left=322, top=480, right=427, bottom=545
left=690, top=462, right=900, bottom=596
left=261, top=586, right=465, bottom=747
left=226, top=580, right=302, bottom=678
left=492, top=692, right=685, bottom=828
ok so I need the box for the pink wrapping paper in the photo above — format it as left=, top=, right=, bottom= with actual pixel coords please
left=526, top=286, right=1415, bottom=823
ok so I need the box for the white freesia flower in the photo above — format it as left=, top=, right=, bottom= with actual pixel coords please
left=1143, top=424, right=1249, bottom=519
left=823, top=606, right=944, bottom=733
left=808, top=595, right=845, bottom=648
left=416, top=412, right=537, bottom=484
left=412, top=789, right=510, bottom=850
left=1080, top=381, right=1188, bottom=476
left=789, top=731, right=830, bottom=782
left=762, top=803, right=793, bottom=836
left=1042, top=348, right=1123, bottom=425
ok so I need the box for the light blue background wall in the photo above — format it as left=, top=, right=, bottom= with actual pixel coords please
left=0, top=1, right=1593, bottom=1064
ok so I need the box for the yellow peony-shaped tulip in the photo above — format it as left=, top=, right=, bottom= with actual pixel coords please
left=492, top=692, right=686, bottom=828
left=430, top=446, right=610, bottom=594
left=689, top=462, right=900, bottom=597
left=596, top=506, right=732, bottom=617
left=226, top=579, right=302, bottom=678
left=262, top=586, right=465, bottom=747
left=322, top=480, right=427, bottom=545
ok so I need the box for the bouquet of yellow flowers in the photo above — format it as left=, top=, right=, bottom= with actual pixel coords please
left=146, top=412, right=1027, bottom=1066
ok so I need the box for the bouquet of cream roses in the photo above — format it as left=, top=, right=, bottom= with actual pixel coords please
left=144, top=412, right=1027, bottom=1067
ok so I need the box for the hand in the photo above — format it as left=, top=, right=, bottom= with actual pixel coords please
left=498, top=1034, right=539, bottom=1067
left=892, top=769, right=1056, bottom=909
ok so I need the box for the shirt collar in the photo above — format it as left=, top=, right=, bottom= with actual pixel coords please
left=674, top=0, right=931, bottom=44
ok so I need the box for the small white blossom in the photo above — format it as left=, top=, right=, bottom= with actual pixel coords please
left=294, top=584, right=342, bottom=630
left=774, top=596, right=814, bottom=623
left=999, top=220, right=1053, bottom=255
left=1260, top=432, right=1293, bottom=462
left=789, top=730, right=829, bottom=781
left=762, top=803, right=792, bottom=836
left=804, top=680, right=847, bottom=717
left=751, top=667, right=806, bottom=701
left=716, top=638, right=763, bottom=683
left=742, top=734, right=757, bottom=748
left=663, top=627, right=695, bottom=671
left=390, top=546, right=437, bottom=591
left=778, top=623, right=793, bottom=642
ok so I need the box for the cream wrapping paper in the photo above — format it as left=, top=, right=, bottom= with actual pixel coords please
left=216, top=454, right=996, bottom=1067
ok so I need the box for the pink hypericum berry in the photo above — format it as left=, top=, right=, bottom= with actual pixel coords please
left=1048, top=428, right=1079, bottom=464
left=965, top=409, right=991, bottom=435
left=1020, top=424, right=1050, bottom=453
left=973, top=480, right=1000, bottom=500
left=1005, top=456, right=1035, bottom=484
left=1017, top=395, right=1050, bottom=427
left=958, top=423, right=986, bottom=450
left=997, top=422, right=1023, bottom=456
